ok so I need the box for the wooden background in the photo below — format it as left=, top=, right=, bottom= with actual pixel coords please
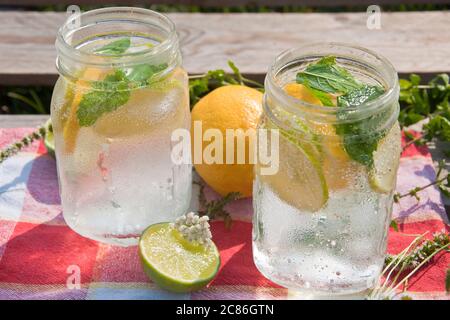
left=0, top=11, right=449, bottom=85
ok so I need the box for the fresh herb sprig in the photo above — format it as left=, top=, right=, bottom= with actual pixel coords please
left=370, top=230, right=450, bottom=300
left=398, top=73, right=449, bottom=131
left=195, top=181, right=241, bottom=229
left=399, top=73, right=449, bottom=149
left=395, top=74, right=450, bottom=203
left=189, top=60, right=263, bottom=106
left=0, top=122, right=51, bottom=164
left=394, top=159, right=450, bottom=202
left=384, top=230, right=449, bottom=270
left=76, top=38, right=168, bottom=126
left=296, top=56, right=386, bottom=167
left=94, top=38, right=131, bottom=55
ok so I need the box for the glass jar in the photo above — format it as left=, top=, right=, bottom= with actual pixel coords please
left=253, top=43, right=401, bottom=296
left=51, top=7, right=191, bottom=246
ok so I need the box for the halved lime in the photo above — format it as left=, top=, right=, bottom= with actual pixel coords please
left=138, top=222, right=220, bottom=293
left=369, top=122, right=401, bottom=193
left=44, top=119, right=55, bottom=157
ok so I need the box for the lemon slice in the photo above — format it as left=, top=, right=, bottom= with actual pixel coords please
left=257, top=83, right=331, bottom=211
left=284, top=83, right=323, bottom=105
left=63, top=67, right=104, bottom=153
left=260, top=128, right=329, bottom=212
left=369, top=122, right=401, bottom=193
left=139, top=223, right=220, bottom=293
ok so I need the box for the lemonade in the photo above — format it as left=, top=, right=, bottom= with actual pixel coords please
left=51, top=8, right=191, bottom=246
left=253, top=44, right=401, bottom=296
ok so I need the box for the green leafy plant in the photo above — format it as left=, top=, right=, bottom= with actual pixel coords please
left=189, top=60, right=263, bottom=106
left=195, top=181, right=241, bottom=229
left=395, top=74, right=450, bottom=203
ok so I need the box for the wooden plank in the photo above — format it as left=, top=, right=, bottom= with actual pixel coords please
left=0, top=114, right=49, bottom=128
left=0, top=11, right=449, bottom=86
left=0, top=0, right=449, bottom=7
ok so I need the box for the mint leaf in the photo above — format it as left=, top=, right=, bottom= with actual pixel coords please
left=310, top=88, right=334, bottom=106
left=77, top=70, right=130, bottom=127
left=335, top=88, right=389, bottom=167
left=296, top=56, right=362, bottom=94
left=337, top=85, right=385, bottom=108
left=336, top=124, right=382, bottom=167
left=76, top=63, right=168, bottom=127
left=335, top=105, right=390, bottom=167
left=125, top=63, right=168, bottom=85
left=94, top=38, right=131, bottom=55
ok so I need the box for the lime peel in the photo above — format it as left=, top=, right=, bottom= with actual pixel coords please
left=369, top=122, right=401, bottom=193
left=139, top=214, right=220, bottom=293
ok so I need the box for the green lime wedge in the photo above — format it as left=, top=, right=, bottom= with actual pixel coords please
left=44, top=119, right=55, bottom=157
left=139, top=222, right=220, bottom=293
left=369, top=122, right=401, bottom=193
left=260, top=119, right=329, bottom=212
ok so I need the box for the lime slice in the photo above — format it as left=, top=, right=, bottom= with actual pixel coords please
left=139, top=222, right=220, bottom=293
left=44, top=119, right=55, bottom=157
left=260, top=127, right=329, bottom=212
left=369, top=122, right=401, bottom=193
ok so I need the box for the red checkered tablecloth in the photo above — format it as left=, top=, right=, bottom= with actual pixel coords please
left=0, top=128, right=448, bottom=299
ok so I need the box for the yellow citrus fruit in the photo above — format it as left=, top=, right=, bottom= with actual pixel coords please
left=283, top=83, right=354, bottom=191
left=284, top=83, right=323, bottom=105
left=191, top=85, right=263, bottom=198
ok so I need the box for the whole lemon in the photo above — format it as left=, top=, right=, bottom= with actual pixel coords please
left=191, top=85, right=263, bottom=198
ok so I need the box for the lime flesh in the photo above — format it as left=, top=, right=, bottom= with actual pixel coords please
left=139, top=223, right=220, bottom=293
left=260, top=127, right=329, bottom=212
left=369, top=122, right=401, bottom=193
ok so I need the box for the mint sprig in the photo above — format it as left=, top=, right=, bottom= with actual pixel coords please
left=125, top=63, right=168, bottom=84
left=296, top=56, right=387, bottom=167
left=77, top=38, right=168, bottom=127
left=94, top=38, right=131, bottom=55
left=77, top=70, right=130, bottom=127
left=296, top=56, right=361, bottom=95
left=337, top=85, right=385, bottom=108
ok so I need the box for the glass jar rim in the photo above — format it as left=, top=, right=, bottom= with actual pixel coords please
left=264, top=42, right=399, bottom=123
left=55, top=7, right=178, bottom=68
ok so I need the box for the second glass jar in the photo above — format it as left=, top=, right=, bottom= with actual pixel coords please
left=253, top=43, right=401, bottom=296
